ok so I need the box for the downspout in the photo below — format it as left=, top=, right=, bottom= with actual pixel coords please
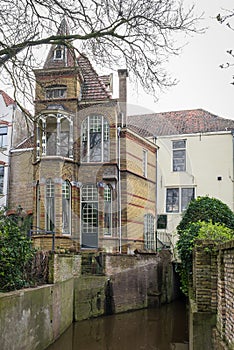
left=154, top=136, right=158, bottom=251
left=117, top=126, right=122, bottom=253
left=6, top=104, right=16, bottom=208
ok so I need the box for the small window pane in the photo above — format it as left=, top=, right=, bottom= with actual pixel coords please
left=181, top=188, right=194, bottom=211
left=104, top=186, right=112, bottom=236
left=82, top=184, right=98, bottom=202
left=0, top=127, right=8, bottom=148
left=144, top=214, right=155, bottom=250
left=0, top=166, right=4, bottom=194
left=172, top=140, right=186, bottom=172
left=173, top=140, right=186, bottom=149
left=166, top=188, right=179, bottom=213
left=157, top=215, right=167, bottom=229
left=173, top=150, right=186, bottom=171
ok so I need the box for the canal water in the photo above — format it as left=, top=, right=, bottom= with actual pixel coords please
left=47, top=298, right=188, bottom=350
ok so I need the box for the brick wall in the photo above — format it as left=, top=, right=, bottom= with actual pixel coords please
left=191, top=239, right=234, bottom=350
left=8, top=150, right=34, bottom=212
left=216, top=240, right=234, bottom=349
left=193, top=240, right=218, bottom=313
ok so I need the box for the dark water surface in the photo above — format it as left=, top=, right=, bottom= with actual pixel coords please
left=47, top=299, right=188, bottom=350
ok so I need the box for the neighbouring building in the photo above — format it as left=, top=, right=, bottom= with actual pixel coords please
left=129, top=109, right=234, bottom=251
left=8, top=20, right=157, bottom=254
left=0, top=90, right=31, bottom=208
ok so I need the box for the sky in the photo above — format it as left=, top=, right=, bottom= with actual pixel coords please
left=1, top=1, right=234, bottom=120
left=125, top=0, right=234, bottom=120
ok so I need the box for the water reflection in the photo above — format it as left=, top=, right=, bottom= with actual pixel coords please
left=47, top=299, right=188, bottom=350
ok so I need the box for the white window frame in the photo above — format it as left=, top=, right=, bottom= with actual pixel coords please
left=144, top=214, right=155, bottom=250
left=37, top=114, right=73, bottom=159
left=0, top=126, right=8, bottom=148
left=81, top=115, right=110, bottom=163
left=45, top=179, right=55, bottom=232
left=104, top=185, right=112, bottom=236
left=172, top=140, right=186, bottom=172
left=62, top=180, right=71, bottom=235
left=166, top=187, right=195, bottom=213
left=53, top=45, right=64, bottom=60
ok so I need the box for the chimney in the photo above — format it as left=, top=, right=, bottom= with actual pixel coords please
left=118, top=69, right=128, bottom=126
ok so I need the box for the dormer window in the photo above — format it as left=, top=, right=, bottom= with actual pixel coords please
left=45, top=85, right=67, bottom=99
left=54, top=45, right=63, bottom=60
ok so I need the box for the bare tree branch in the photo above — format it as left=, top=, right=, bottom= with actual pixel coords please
left=0, top=0, right=202, bottom=111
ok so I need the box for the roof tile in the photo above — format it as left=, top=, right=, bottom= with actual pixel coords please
left=0, top=90, right=15, bottom=107
left=77, top=54, right=112, bottom=101
left=128, top=109, right=234, bottom=136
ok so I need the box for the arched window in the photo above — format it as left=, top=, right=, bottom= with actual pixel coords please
left=62, top=180, right=71, bottom=234
left=144, top=214, right=155, bottom=250
left=46, top=179, right=55, bottom=232
left=54, top=45, right=63, bottom=60
left=104, top=185, right=112, bottom=236
left=81, top=115, right=110, bottom=162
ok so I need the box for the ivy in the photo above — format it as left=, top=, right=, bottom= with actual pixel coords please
left=176, top=196, right=234, bottom=295
left=0, top=212, right=35, bottom=292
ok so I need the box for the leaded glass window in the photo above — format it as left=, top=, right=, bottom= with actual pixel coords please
left=144, top=214, right=155, bottom=250
left=81, top=115, right=110, bottom=162
left=62, top=180, right=71, bottom=234
left=46, top=179, right=54, bottom=232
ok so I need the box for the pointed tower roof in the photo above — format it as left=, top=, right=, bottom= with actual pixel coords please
left=43, top=18, right=76, bottom=69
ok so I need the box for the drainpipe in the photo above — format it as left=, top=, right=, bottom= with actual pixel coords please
left=117, top=126, right=122, bottom=253
left=154, top=136, right=158, bottom=252
left=6, top=104, right=16, bottom=208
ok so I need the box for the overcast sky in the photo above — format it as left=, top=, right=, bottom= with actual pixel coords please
left=127, top=0, right=234, bottom=120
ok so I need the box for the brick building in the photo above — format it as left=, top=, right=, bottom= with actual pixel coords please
left=0, top=90, right=31, bottom=208
left=9, top=20, right=157, bottom=253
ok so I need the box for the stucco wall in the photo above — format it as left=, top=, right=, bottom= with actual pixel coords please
left=156, top=131, right=234, bottom=248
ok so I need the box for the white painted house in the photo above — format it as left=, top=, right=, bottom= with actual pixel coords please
left=129, top=109, right=234, bottom=251
left=0, top=90, right=31, bottom=208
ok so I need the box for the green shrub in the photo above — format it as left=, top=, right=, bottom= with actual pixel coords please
left=177, top=196, right=234, bottom=234
left=176, top=196, right=234, bottom=295
left=0, top=214, right=35, bottom=291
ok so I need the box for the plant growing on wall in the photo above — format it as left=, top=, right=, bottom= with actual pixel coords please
left=176, top=196, right=234, bottom=295
left=0, top=211, right=35, bottom=291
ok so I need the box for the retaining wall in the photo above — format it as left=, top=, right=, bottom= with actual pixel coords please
left=0, top=250, right=179, bottom=350
left=0, top=280, right=74, bottom=350
left=190, top=239, right=234, bottom=350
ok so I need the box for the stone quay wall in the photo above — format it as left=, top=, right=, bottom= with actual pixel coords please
left=0, top=250, right=179, bottom=350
